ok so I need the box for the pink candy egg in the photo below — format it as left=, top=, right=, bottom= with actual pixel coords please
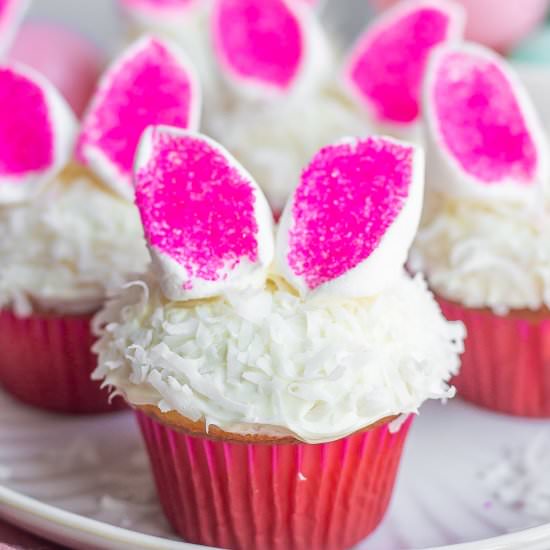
left=370, top=0, right=549, bottom=52
left=7, top=22, right=104, bottom=117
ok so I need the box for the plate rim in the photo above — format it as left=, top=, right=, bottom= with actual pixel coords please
left=2, top=482, right=550, bottom=550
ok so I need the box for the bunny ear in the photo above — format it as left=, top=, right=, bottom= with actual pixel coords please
left=211, top=0, right=323, bottom=98
left=0, top=0, right=28, bottom=56
left=76, top=36, right=201, bottom=200
left=276, top=136, right=424, bottom=298
left=343, top=0, right=464, bottom=127
left=0, top=65, right=77, bottom=203
left=424, top=43, right=548, bottom=201
left=134, top=127, right=274, bottom=301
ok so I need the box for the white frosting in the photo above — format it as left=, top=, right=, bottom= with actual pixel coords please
left=0, top=64, right=78, bottom=204
left=409, top=192, right=550, bottom=313
left=275, top=137, right=425, bottom=299
left=0, top=171, right=150, bottom=316
left=92, top=271, right=464, bottom=444
left=206, top=86, right=372, bottom=213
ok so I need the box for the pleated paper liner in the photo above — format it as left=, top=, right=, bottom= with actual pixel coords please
left=438, top=296, right=550, bottom=417
left=136, top=406, right=412, bottom=550
left=0, top=309, right=125, bottom=414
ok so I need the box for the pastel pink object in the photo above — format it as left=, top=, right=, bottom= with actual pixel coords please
left=212, top=0, right=306, bottom=94
left=433, top=50, right=537, bottom=185
left=137, top=411, right=412, bottom=550
left=344, top=1, right=463, bottom=126
left=134, top=128, right=273, bottom=299
left=0, top=66, right=76, bottom=203
left=0, top=0, right=27, bottom=55
left=0, top=310, right=126, bottom=414
left=425, top=44, right=547, bottom=200
left=8, top=22, right=104, bottom=118
left=278, top=137, right=420, bottom=295
left=439, top=297, right=550, bottom=417
left=76, top=36, right=200, bottom=199
left=371, top=0, right=550, bottom=53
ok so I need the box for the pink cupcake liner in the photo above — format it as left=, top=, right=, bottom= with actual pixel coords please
left=438, top=297, right=550, bottom=417
left=0, top=309, right=125, bottom=414
left=136, top=411, right=412, bottom=550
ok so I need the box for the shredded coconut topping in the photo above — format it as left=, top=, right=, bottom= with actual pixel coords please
left=93, top=271, right=464, bottom=443
left=0, top=173, right=150, bottom=316
left=410, top=192, right=550, bottom=313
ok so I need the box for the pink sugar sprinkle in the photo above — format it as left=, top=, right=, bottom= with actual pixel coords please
left=287, top=138, right=413, bottom=290
left=349, top=8, right=451, bottom=124
left=76, top=39, right=195, bottom=185
left=135, top=132, right=260, bottom=286
left=434, top=52, right=537, bottom=185
left=0, top=68, right=54, bottom=179
left=213, top=0, right=304, bottom=91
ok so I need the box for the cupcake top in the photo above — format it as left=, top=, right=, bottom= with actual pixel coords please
left=0, top=36, right=201, bottom=315
left=93, top=128, right=464, bottom=443
left=207, top=0, right=466, bottom=213
left=410, top=43, right=550, bottom=313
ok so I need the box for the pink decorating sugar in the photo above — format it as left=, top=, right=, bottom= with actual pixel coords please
left=213, top=0, right=304, bottom=91
left=0, top=68, right=54, bottom=179
left=287, top=137, right=413, bottom=290
left=135, top=132, right=260, bottom=287
left=349, top=8, right=451, bottom=124
left=76, top=39, right=195, bottom=185
left=433, top=52, right=537, bottom=185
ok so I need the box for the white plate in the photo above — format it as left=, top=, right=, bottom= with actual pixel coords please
left=1, top=389, right=550, bottom=550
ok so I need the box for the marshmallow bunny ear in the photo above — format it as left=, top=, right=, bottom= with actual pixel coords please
left=0, top=0, right=28, bottom=56
left=343, top=0, right=464, bottom=128
left=134, top=127, right=274, bottom=300
left=211, top=0, right=326, bottom=98
left=0, top=65, right=77, bottom=203
left=276, top=136, right=424, bottom=298
left=76, top=36, right=201, bottom=200
left=424, top=43, right=548, bottom=202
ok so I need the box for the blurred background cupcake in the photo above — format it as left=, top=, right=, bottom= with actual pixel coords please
left=0, top=16, right=201, bottom=413
left=410, top=42, right=550, bottom=416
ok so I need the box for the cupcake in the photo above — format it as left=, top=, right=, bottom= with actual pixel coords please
left=211, top=0, right=464, bottom=213
left=206, top=0, right=373, bottom=215
left=93, top=128, right=464, bottom=549
left=0, top=36, right=201, bottom=413
left=410, top=42, right=550, bottom=416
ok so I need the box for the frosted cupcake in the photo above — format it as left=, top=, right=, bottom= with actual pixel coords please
left=211, top=0, right=465, bottom=213
left=0, top=36, right=201, bottom=413
left=206, top=0, right=371, bottom=215
left=94, top=128, right=464, bottom=549
left=410, top=42, right=550, bottom=416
